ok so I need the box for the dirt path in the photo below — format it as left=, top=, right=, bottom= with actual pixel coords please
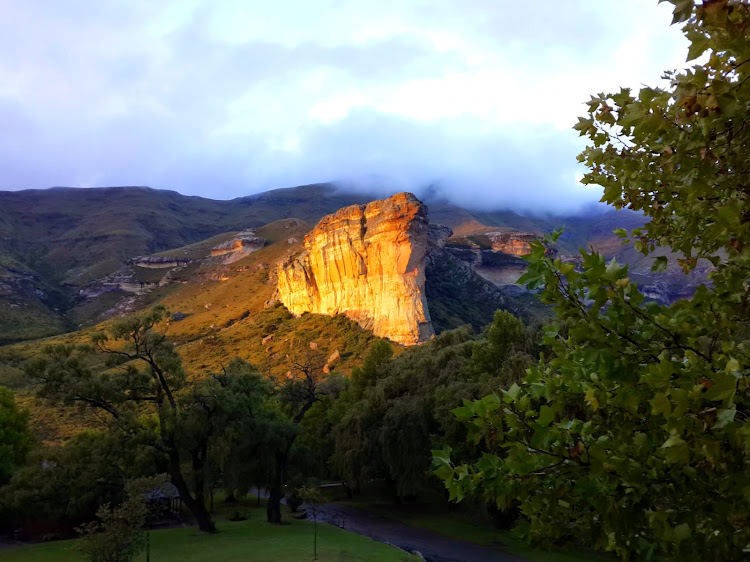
left=313, top=503, right=527, bottom=562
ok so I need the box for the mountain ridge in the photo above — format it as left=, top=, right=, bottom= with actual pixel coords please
left=0, top=183, right=683, bottom=344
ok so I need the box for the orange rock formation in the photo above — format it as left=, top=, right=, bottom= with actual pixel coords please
left=485, top=232, right=538, bottom=255
left=276, top=192, right=434, bottom=346
left=210, top=230, right=266, bottom=260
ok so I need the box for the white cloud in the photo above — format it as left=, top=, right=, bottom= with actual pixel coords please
left=0, top=0, right=689, bottom=213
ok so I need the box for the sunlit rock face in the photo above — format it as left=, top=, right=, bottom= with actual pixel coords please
left=485, top=232, right=539, bottom=255
left=211, top=237, right=265, bottom=257
left=210, top=230, right=266, bottom=264
left=276, top=192, right=434, bottom=345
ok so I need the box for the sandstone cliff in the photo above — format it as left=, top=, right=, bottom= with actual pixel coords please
left=276, top=193, right=434, bottom=345
left=485, top=232, right=539, bottom=255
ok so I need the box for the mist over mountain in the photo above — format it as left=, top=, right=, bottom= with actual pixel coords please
left=0, top=182, right=656, bottom=344
left=0, top=0, right=688, bottom=215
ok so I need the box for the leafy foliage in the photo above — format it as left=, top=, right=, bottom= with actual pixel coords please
left=1, top=430, right=160, bottom=529
left=434, top=1, right=750, bottom=560
left=265, top=345, right=343, bottom=524
left=25, top=307, right=285, bottom=534
left=331, top=316, right=538, bottom=500
left=75, top=474, right=169, bottom=562
left=0, top=386, right=32, bottom=486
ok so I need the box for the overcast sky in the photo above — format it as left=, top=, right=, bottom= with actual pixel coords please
left=0, top=0, right=689, bottom=213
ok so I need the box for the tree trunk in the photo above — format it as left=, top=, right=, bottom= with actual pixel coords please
left=313, top=515, right=318, bottom=560
left=173, top=475, right=216, bottom=532
left=266, top=449, right=289, bottom=524
left=168, top=451, right=217, bottom=533
left=189, top=497, right=217, bottom=534
left=267, top=486, right=283, bottom=524
left=267, top=397, right=315, bottom=523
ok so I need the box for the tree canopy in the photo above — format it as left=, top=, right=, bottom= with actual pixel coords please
left=0, top=386, right=33, bottom=486
left=434, top=1, right=750, bottom=560
left=24, top=307, right=286, bottom=534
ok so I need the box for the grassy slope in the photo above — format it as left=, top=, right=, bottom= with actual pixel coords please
left=0, top=184, right=363, bottom=285
left=0, top=224, right=385, bottom=441
left=0, top=505, right=416, bottom=562
left=158, top=220, right=382, bottom=377
left=0, top=184, right=369, bottom=342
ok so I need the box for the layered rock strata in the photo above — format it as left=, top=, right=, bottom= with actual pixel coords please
left=485, top=232, right=538, bottom=255
left=276, top=192, right=434, bottom=345
left=130, top=256, right=191, bottom=268
left=211, top=230, right=266, bottom=259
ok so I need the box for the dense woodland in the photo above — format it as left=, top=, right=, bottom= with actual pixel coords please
left=1, top=1, right=750, bottom=560
left=0, top=307, right=539, bottom=532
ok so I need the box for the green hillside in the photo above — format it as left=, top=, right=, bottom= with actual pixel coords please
left=0, top=183, right=650, bottom=344
left=0, top=184, right=370, bottom=342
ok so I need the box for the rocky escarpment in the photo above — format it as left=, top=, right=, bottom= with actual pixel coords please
left=276, top=193, right=433, bottom=345
left=485, top=231, right=539, bottom=255
left=425, top=243, right=525, bottom=333
left=444, top=246, right=529, bottom=285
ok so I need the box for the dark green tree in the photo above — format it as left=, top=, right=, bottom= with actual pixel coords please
left=75, top=474, right=168, bottom=562
left=350, top=339, right=394, bottom=397
left=434, top=1, right=750, bottom=559
left=266, top=347, right=343, bottom=524
left=26, top=308, right=280, bottom=534
left=206, top=360, right=288, bottom=505
left=333, top=322, right=535, bottom=502
left=0, top=386, right=33, bottom=486
left=1, top=430, right=154, bottom=528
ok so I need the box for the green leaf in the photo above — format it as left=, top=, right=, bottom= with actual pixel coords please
left=686, top=31, right=710, bottom=61
left=661, top=433, right=684, bottom=449
left=502, top=383, right=522, bottom=404
left=431, top=447, right=453, bottom=467
left=672, top=523, right=691, bottom=543
left=725, top=357, right=740, bottom=374
left=714, top=408, right=736, bottom=429
left=452, top=406, right=474, bottom=422
left=704, top=373, right=737, bottom=402
left=542, top=323, right=560, bottom=340
left=651, top=256, right=668, bottom=273
left=650, top=393, right=671, bottom=416
left=584, top=389, right=599, bottom=411
left=481, top=393, right=501, bottom=412
left=664, top=441, right=690, bottom=464
left=537, top=405, right=554, bottom=427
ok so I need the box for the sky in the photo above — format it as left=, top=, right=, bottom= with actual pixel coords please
left=0, top=0, right=690, bottom=214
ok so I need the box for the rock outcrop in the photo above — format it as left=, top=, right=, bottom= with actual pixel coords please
left=210, top=230, right=266, bottom=262
left=485, top=232, right=539, bottom=255
left=276, top=193, right=434, bottom=345
left=130, top=256, right=191, bottom=268
left=425, top=245, right=524, bottom=333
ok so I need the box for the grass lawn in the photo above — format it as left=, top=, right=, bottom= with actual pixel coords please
left=0, top=505, right=417, bottom=562
left=337, top=497, right=610, bottom=562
